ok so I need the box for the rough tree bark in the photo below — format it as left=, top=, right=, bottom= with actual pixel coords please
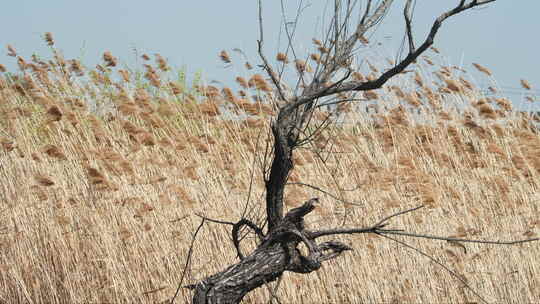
left=182, top=1, right=538, bottom=303
left=191, top=199, right=354, bottom=303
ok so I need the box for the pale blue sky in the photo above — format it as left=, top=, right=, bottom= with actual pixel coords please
left=1, top=1, right=539, bottom=110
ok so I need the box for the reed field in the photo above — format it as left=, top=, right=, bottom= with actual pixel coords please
left=0, top=35, right=539, bottom=303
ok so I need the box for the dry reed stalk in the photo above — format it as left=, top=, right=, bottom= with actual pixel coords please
left=41, top=144, right=67, bottom=160
left=103, top=51, right=117, bottom=67
left=157, top=100, right=174, bottom=117
left=198, top=102, right=220, bottom=117
left=118, top=69, right=130, bottom=82
left=423, top=57, right=434, bottom=65
left=364, top=90, right=378, bottom=100
left=444, top=79, right=462, bottom=93
left=248, top=74, right=271, bottom=92
left=295, top=59, right=307, bottom=74
left=520, top=79, right=532, bottom=90
left=168, top=81, right=183, bottom=95
left=478, top=104, right=497, bottom=119
left=276, top=52, right=289, bottom=63
left=472, top=63, right=492, bottom=76
left=46, top=105, right=63, bottom=122
left=34, top=174, right=55, bottom=186
left=219, top=50, right=231, bottom=63
left=155, top=54, right=170, bottom=71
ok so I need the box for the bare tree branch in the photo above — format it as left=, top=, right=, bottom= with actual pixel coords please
left=307, top=204, right=538, bottom=246
left=286, top=182, right=363, bottom=207
left=293, top=0, right=497, bottom=108
left=378, top=230, right=540, bottom=245
left=195, top=214, right=235, bottom=226
left=359, top=0, right=373, bottom=25
left=307, top=205, right=420, bottom=239
left=404, top=0, right=416, bottom=53
left=265, top=276, right=283, bottom=304
left=232, top=219, right=265, bottom=260
left=311, top=0, right=393, bottom=89
left=374, top=205, right=424, bottom=227
left=378, top=233, right=490, bottom=304
left=171, top=218, right=205, bottom=304
left=257, top=0, right=287, bottom=102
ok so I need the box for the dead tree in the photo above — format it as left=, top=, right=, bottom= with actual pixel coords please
left=179, top=1, right=538, bottom=303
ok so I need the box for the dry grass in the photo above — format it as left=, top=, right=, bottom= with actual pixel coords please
left=0, top=37, right=539, bottom=303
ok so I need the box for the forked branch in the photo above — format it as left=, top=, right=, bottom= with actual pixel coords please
left=292, top=0, right=497, bottom=107
left=307, top=205, right=538, bottom=246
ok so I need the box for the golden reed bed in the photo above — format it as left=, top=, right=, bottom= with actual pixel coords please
left=0, top=37, right=539, bottom=303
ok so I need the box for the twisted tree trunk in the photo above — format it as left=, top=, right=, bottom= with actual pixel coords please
left=191, top=199, right=351, bottom=304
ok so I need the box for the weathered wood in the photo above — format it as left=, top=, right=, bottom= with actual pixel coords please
left=191, top=244, right=288, bottom=304
left=191, top=199, right=351, bottom=304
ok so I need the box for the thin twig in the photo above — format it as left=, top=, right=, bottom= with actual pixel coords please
left=295, top=111, right=335, bottom=147
left=359, top=0, right=373, bottom=25
left=403, top=0, right=415, bottom=53
left=265, top=276, right=283, bottom=304
left=195, top=213, right=235, bottom=226
left=171, top=218, right=205, bottom=304
left=258, top=0, right=287, bottom=102
left=314, top=97, right=368, bottom=109
left=242, top=126, right=265, bottom=218
left=373, top=205, right=424, bottom=227
left=0, top=127, right=15, bottom=139
left=309, top=204, right=539, bottom=248
left=292, top=0, right=497, bottom=107
left=286, top=182, right=362, bottom=206
left=233, top=218, right=266, bottom=260
left=378, top=233, right=490, bottom=304
left=378, top=230, right=540, bottom=245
